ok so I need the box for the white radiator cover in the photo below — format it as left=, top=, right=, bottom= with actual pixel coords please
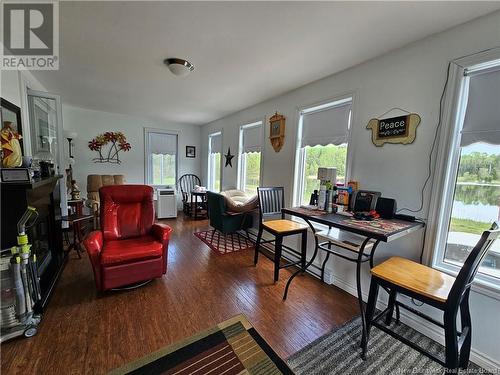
left=156, top=188, right=177, bottom=219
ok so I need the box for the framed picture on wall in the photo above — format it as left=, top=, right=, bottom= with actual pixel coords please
left=186, top=145, right=196, bottom=158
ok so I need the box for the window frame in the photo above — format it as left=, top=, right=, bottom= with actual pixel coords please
left=144, top=127, right=178, bottom=187
left=425, top=48, right=500, bottom=298
left=292, top=94, right=355, bottom=207
left=207, top=130, right=223, bottom=192
left=237, top=120, right=264, bottom=193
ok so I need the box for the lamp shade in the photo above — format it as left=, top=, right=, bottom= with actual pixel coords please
left=64, top=130, right=77, bottom=139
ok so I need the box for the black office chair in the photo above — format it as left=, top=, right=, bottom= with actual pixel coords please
left=363, top=222, right=500, bottom=372
left=254, top=187, right=308, bottom=282
left=178, top=174, right=202, bottom=216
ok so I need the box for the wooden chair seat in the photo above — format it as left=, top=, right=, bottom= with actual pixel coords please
left=263, top=219, right=308, bottom=234
left=371, top=256, right=455, bottom=303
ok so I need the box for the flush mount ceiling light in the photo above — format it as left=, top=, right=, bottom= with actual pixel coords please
left=164, top=58, right=195, bottom=77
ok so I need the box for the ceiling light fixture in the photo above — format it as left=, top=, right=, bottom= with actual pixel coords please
left=164, top=58, right=194, bottom=77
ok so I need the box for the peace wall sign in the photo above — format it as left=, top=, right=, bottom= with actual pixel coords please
left=366, top=112, right=421, bottom=147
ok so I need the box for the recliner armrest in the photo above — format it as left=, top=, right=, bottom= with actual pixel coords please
left=152, top=223, right=173, bottom=274
left=82, top=230, right=104, bottom=291
left=152, top=223, right=173, bottom=243
left=83, top=230, right=103, bottom=255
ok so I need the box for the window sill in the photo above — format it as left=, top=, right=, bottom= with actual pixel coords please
left=433, top=263, right=500, bottom=301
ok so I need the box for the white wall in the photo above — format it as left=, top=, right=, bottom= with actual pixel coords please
left=1, top=71, right=21, bottom=106
left=62, top=104, right=201, bottom=201
left=200, top=11, right=500, bottom=368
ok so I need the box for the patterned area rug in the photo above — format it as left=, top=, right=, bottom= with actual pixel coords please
left=195, top=230, right=255, bottom=255
left=109, top=315, right=293, bottom=375
left=286, top=316, right=488, bottom=375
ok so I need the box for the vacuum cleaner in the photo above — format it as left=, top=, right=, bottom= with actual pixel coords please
left=1, top=206, right=42, bottom=342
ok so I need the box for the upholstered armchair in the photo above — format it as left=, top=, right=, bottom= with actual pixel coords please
left=206, top=191, right=252, bottom=235
left=83, top=185, right=172, bottom=291
left=86, top=174, right=125, bottom=220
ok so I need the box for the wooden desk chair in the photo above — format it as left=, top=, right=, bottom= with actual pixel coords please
left=254, top=187, right=308, bottom=282
left=363, top=223, right=499, bottom=371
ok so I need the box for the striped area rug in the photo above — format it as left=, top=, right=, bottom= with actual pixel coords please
left=194, top=230, right=254, bottom=255
left=286, top=316, right=488, bottom=375
left=109, top=315, right=293, bottom=375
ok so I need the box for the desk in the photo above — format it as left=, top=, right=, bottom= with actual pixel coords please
left=282, top=207, right=424, bottom=358
left=190, top=191, right=207, bottom=219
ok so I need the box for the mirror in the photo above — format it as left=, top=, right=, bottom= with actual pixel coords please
left=28, top=95, right=58, bottom=161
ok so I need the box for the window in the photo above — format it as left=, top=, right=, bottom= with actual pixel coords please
left=293, top=97, right=352, bottom=206
left=432, top=63, right=500, bottom=284
left=238, top=121, right=263, bottom=195
left=145, top=129, right=177, bottom=186
left=208, top=131, right=222, bottom=191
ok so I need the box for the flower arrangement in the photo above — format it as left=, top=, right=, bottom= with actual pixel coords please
left=88, top=131, right=131, bottom=164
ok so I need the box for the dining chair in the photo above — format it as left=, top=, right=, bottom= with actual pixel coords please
left=363, top=222, right=499, bottom=371
left=178, top=174, right=202, bottom=216
left=254, top=187, right=308, bottom=282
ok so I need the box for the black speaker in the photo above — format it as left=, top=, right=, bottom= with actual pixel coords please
left=375, top=197, right=397, bottom=219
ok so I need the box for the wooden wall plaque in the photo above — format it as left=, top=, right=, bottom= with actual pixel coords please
left=367, top=113, right=421, bottom=147
left=269, top=112, right=285, bottom=152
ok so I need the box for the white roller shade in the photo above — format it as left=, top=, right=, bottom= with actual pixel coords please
left=210, top=133, right=222, bottom=154
left=149, top=132, right=177, bottom=155
left=243, top=124, right=262, bottom=153
left=461, top=69, right=500, bottom=146
left=301, top=102, right=352, bottom=147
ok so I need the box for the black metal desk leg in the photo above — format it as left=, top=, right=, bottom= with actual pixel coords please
left=368, top=240, right=401, bottom=324
left=362, top=276, right=380, bottom=358
left=356, top=237, right=372, bottom=356
left=283, top=219, right=318, bottom=300
left=321, top=242, right=332, bottom=282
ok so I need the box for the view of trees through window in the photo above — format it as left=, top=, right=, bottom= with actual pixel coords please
left=300, top=144, right=347, bottom=205
left=152, top=153, right=176, bottom=186
left=242, top=152, right=261, bottom=194
left=445, top=143, right=500, bottom=277
left=209, top=152, right=221, bottom=191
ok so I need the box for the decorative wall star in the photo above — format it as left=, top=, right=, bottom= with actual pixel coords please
left=224, top=147, right=234, bottom=167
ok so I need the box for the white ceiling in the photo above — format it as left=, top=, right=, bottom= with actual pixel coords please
left=32, top=1, right=500, bottom=126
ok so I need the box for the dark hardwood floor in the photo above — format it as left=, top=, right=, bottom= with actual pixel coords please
left=1, top=215, right=359, bottom=374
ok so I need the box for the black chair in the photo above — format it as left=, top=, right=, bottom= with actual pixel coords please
left=178, top=174, right=202, bottom=216
left=363, top=223, right=500, bottom=372
left=254, top=187, right=308, bottom=282
left=206, top=191, right=252, bottom=236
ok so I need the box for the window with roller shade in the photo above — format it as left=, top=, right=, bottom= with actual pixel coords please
left=208, top=131, right=222, bottom=192
left=435, top=67, right=500, bottom=280
left=145, top=130, right=177, bottom=186
left=294, top=97, right=353, bottom=206
left=238, top=121, right=263, bottom=195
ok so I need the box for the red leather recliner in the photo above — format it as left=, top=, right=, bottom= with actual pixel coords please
left=83, top=185, right=172, bottom=291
